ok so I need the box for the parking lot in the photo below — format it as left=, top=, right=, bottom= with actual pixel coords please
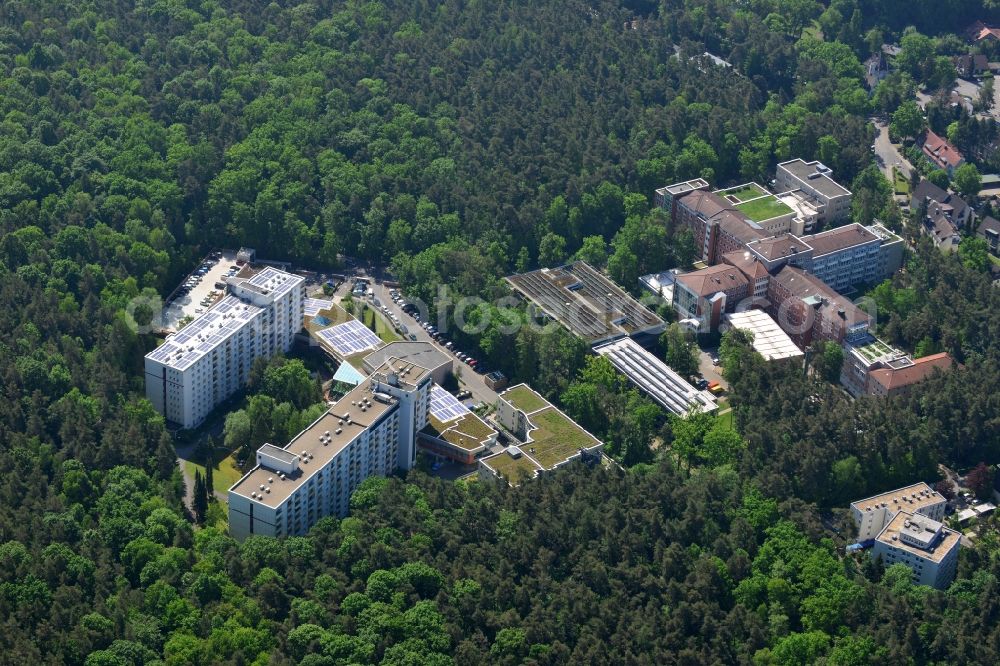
left=162, top=250, right=239, bottom=331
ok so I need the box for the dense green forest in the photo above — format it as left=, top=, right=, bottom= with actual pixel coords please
left=3, top=0, right=1000, bottom=663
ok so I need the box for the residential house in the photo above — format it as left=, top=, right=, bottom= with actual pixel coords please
left=864, top=51, right=889, bottom=90
left=954, top=53, right=990, bottom=78
left=977, top=215, right=1000, bottom=255
left=966, top=20, right=1000, bottom=43
left=910, top=179, right=974, bottom=229
left=920, top=130, right=966, bottom=177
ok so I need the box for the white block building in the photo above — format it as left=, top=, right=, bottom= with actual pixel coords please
left=144, top=267, right=304, bottom=429
left=775, top=159, right=852, bottom=224
left=873, top=511, right=961, bottom=589
left=228, top=358, right=431, bottom=540
left=850, top=482, right=947, bottom=542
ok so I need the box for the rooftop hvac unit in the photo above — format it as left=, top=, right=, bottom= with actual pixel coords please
left=268, top=477, right=273, bottom=483
left=265, top=488, right=270, bottom=494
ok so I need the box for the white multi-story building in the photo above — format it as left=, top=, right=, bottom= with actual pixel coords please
left=873, top=511, right=961, bottom=589
left=775, top=159, right=852, bottom=224
left=228, top=266, right=305, bottom=357
left=850, top=482, right=947, bottom=542
left=144, top=267, right=305, bottom=429
left=228, top=358, right=431, bottom=540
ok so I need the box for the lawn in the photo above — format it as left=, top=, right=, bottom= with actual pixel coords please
left=892, top=167, right=909, bottom=195
left=361, top=306, right=401, bottom=343
left=503, top=385, right=547, bottom=413
left=184, top=451, right=245, bottom=497
left=736, top=196, right=793, bottom=222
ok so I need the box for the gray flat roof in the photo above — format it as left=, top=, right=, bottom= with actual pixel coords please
left=778, top=159, right=851, bottom=198
left=363, top=341, right=451, bottom=374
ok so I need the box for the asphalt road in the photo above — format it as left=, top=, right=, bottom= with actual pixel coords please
left=872, top=119, right=912, bottom=182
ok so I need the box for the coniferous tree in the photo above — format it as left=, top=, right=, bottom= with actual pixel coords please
left=193, top=470, right=208, bottom=524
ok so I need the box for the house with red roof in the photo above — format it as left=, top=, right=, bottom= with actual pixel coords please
left=920, top=130, right=966, bottom=177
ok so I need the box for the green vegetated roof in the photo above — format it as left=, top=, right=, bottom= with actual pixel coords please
left=521, top=407, right=600, bottom=469
left=503, top=385, right=547, bottom=413
left=717, top=183, right=767, bottom=203
left=735, top=195, right=793, bottom=222
left=484, top=451, right=540, bottom=485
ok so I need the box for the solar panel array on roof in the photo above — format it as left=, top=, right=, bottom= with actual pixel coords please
left=594, top=338, right=717, bottom=416
left=429, top=384, right=470, bottom=423
left=304, top=298, right=334, bottom=316
left=316, top=320, right=382, bottom=357
left=147, top=296, right=263, bottom=370
left=505, top=261, right=665, bottom=344
left=243, top=266, right=303, bottom=301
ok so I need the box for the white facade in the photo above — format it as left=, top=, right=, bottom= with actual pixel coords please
left=145, top=267, right=304, bottom=429
left=775, top=159, right=852, bottom=224
left=228, top=359, right=431, bottom=540
left=850, top=482, right=947, bottom=542
left=873, top=511, right=960, bottom=589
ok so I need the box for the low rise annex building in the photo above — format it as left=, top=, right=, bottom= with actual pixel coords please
left=228, top=358, right=432, bottom=540
left=144, top=266, right=305, bottom=429
left=721, top=310, right=803, bottom=361
left=593, top=338, right=718, bottom=414
left=480, top=384, right=604, bottom=486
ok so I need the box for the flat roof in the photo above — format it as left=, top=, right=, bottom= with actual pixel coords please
left=656, top=178, right=709, bottom=197
left=505, top=261, right=665, bottom=344
left=231, top=266, right=304, bottom=302
left=363, top=341, right=451, bottom=375
left=304, top=297, right=334, bottom=316
left=230, top=357, right=431, bottom=506
left=147, top=295, right=264, bottom=371
left=851, top=482, right=945, bottom=514
left=802, top=223, right=879, bottom=257
left=230, top=385, right=397, bottom=506
left=876, top=511, right=961, bottom=564
left=845, top=335, right=903, bottom=365
left=778, top=159, right=851, bottom=198
left=425, top=411, right=496, bottom=453
left=496, top=384, right=603, bottom=469
left=594, top=338, right=717, bottom=415
left=316, top=320, right=383, bottom=358
left=723, top=310, right=803, bottom=360
left=480, top=449, right=543, bottom=485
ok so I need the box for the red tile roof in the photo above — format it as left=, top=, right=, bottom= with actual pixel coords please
left=921, top=130, right=965, bottom=171
left=870, top=353, right=953, bottom=392
left=676, top=264, right=749, bottom=297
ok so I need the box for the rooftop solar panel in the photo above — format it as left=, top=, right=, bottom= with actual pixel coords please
left=594, top=338, right=717, bottom=416
left=316, top=320, right=383, bottom=356
left=146, top=295, right=264, bottom=371
left=304, top=298, right=334, bottom=316
left=429, top=384, right=470, bottom=423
